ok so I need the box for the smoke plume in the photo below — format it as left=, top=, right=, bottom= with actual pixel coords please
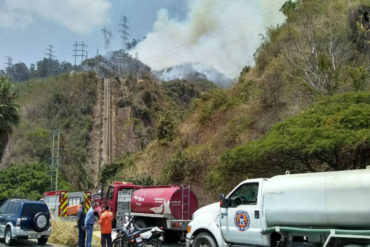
left=133, top=0, right=286, bottom=85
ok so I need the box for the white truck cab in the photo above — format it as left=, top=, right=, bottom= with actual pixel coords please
left=186, top=178, right=270, bottom=247
left=186, top=169, right=370, bottom=247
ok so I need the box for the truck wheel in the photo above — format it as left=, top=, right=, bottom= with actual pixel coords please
left=145, top=238, right=162, bottom=247
left=4, top=227, right=14, bottom=246
left=135, top=219, right=148, bottom=228
left=193, top=233, right=217, bottom=247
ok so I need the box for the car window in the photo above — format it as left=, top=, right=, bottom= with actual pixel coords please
left=10, top=202, right=20, bottom=215
left=0, top=202, right=9, bottom=214
left=229, top=182, right=259, bottom=207
left=21, top=203, right=49, bottom=217
left=5, top=202, right=14, bottom=214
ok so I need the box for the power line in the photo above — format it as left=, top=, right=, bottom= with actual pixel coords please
left=45, top=44, right=55, bottom=59
left=5, top=56, right=13, bottom=81
left=73, top=41, right=87, bottom=66
left=102, top=27, right=113, bottom=54
left=119, top=15, right=130, bottom=50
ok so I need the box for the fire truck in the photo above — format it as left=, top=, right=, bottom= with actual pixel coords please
left=93, top=182, right=198, bottom=239
left=42, top=191, right=92, bottom=218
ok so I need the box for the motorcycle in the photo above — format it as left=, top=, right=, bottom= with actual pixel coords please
left=113, top=216, right=164, bottom=247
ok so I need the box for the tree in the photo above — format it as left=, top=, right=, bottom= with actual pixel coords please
left=12, top=62, right=30, bottom=82
left=212, top=92, right=370, bottom=191
left=36, top=58, right=60, bottom=77
left=0, top=163, right=71, bottom=201
left=0, top=78, right=19, bottom=161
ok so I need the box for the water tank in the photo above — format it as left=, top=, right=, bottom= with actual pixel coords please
left=264, top=169, right=370, bottom=228
left=131, top=186, right=198, bottom=220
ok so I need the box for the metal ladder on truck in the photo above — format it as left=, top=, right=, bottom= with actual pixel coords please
left=180, top=186, right=191, bottom=240
left=181, top=186, right=191, bottom=220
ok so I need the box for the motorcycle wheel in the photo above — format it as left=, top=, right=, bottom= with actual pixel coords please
left=144, top=238, right=162, bottom=247
left=113, top=237, right=129, bottom=247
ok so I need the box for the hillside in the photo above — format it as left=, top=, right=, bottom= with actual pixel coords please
left=100, top=0, right=370, bottom=205
left=0, top=71, right=216, bottom=193
left=0, top=0, right=369, bottom=204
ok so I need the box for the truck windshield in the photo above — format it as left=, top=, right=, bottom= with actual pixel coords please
left=107, top=187, right=114, bottom=200
left=229, top=182, right=258, bottom=207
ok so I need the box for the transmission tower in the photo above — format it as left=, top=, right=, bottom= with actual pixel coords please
left=102, top=27, right=113, bottom=53
left=119, top=15, right=130, bottom=50
left=5, top=56, right=13, bottom=81
left=72, top=41, right=87, bottom=66
left=45, top=44, right=55, bottom=59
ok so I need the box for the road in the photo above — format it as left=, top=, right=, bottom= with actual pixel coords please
left=0, top=239, right=63, bottom=246
left=0, top=239, right=184, bottom=247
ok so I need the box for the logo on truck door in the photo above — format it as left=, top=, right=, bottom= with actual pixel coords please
left=234, top=210, right=250, bottom=231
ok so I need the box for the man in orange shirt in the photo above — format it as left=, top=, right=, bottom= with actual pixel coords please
left=99, top=205, right=114, bottom=247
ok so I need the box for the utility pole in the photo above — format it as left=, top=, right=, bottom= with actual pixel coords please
left=73, top=41, right=87, bottom=66
left=56, top=130, right=60, bottom=191
left=102, top=27, right=113, bottom=54
left=119, top=15, right=129, bottom=50
left=50, top=130, right=61, bottom=191
left=45, top=44, right=55, bottom=59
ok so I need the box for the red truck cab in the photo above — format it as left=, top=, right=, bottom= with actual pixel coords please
left=93, top=182, right=141, bottom=217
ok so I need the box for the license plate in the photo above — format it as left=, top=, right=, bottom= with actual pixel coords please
left=29, top=233, right=39, bottom=239
left=136, top=237, right=142, bottom=243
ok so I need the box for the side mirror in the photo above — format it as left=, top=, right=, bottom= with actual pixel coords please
left=220, top=193, right=228, bottom=208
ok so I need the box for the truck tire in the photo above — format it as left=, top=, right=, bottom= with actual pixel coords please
left=135, top=219, right=148, bottom=228
left=193, top=233, right=217, bottom=247
left=144, top=238, right=162, bottom=247
left=4, top=227, right=14, bottom=246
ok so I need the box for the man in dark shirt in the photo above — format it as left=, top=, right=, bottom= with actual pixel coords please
left=77, top=201, right=86, bottom=247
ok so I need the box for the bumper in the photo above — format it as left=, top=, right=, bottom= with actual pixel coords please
left=13, top=227, right=51, bottom=239
left=186, top=237, right=193, bottom=247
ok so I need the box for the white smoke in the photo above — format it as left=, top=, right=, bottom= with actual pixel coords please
left=157, top=63, right=232, bottom=87
left=133, top=0, right=286, bottom=84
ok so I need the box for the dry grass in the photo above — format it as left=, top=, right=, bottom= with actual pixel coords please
left=49, top=219, right=78, bottom=246
left=49, top=219, right=101, bottom=247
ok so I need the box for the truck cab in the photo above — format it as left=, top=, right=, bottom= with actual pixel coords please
left=93, top=182, right=141, bottom=220
left=186, top=178, right=269, bottom=247
left=187, top=169, right=370, bottom=247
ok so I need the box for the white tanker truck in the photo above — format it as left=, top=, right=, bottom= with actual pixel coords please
left=186, top=168, right=370, bottom=247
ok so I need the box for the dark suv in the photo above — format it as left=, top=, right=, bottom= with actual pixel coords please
left=0, top=199, right=51, bottom=246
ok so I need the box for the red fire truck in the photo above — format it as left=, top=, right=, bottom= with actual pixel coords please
left=42, top=191, right=91, bottom=218
left=93, top=182, right=198, bottom=239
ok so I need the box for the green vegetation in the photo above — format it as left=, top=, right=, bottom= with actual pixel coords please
left=0, top=78, right=18, bottom=161
left=2, top=72, right=97, bottom=190
left=0, top=162, right=71, bottom=201
left=209, top=92, right=370, bottom=192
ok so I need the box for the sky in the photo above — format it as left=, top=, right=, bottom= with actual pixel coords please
left=0, top=0, right=286, bottom=79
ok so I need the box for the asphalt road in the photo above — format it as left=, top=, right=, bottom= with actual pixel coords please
left=0, top=238, right=63, bottom=246
left=0, top=239, right=184, bottom=247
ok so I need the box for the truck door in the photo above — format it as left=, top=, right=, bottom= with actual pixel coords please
left=220, top=182, right=263, bottom=245
left=106, top=186, right=115, bottom=212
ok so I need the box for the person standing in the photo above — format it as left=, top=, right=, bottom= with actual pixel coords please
left=99, top=205, right=114, bottom=247
left=77, top=201, right=86, bottom=247
left=84, top=205, right=95, bottom=247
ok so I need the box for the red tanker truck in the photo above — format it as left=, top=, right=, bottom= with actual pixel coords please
left=93, top=182, right=198, bottom=239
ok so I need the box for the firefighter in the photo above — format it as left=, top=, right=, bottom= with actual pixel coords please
left=99, top=205, right=114, bottom=247
left=77, top=200, right=86, bottom=247
left=84, top=204, right=95, bottom=247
